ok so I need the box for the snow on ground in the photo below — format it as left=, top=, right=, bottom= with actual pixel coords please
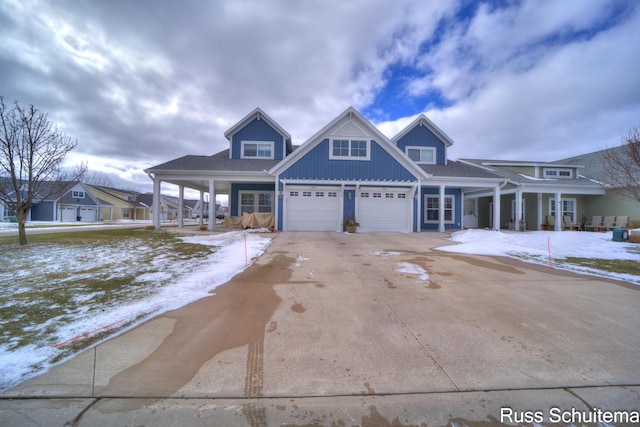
left=395, top=262, right=430, bottom=281
left=437, top=229, right=640, bottom=284
left=0, top=231, right=272, bottom=392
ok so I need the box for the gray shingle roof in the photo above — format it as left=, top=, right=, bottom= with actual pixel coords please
left=146, top=149, right=280, bottom=172
left=460, top=158, right=600, bottom=187
left=554, top=146, right=624, bottom=183
left=419, top=161, right=503, bottom=178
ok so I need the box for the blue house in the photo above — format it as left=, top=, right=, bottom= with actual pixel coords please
left=145, top=107, right=514, bottom=232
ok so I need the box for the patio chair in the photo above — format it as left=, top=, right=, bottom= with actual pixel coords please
left=563, top=215, right=575, bottom=230
left=614, top=216, right=628, bottom=229
left=603, top=216, right=616, bottom=231
left=584, top=215, right=602, bottom=231
left=543, top=215, right=555, bottom=230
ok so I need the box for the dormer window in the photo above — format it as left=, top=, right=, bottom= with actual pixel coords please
left=241, top=141, right=274, bottom=159
left=330, top=139, right=370, bottom=160
left=543, top=168, right=572, bottom=178
left=72, top=190, right=85, bottom=199
left=406, top=146, right=436, bottom=164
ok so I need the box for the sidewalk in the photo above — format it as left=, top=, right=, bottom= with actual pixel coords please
left=2, top=232, right=639, bottom=426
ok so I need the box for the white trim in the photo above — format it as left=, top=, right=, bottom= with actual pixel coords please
left=241, top=140, right=275, bottom=159
left=329, top=138, right=371, bottom=161
left=269, top=107, right=429, bottom=180
left=406, top=146, right=436, bottom=164
left=543, top=168, right=573, bottom=179
left=424, top=194, right=455, bottom=224
left=391, top=114, right=454, bottom=147
left=549, top=197, right=577, bottom=223
left=238, top=190, right=274, bottom=215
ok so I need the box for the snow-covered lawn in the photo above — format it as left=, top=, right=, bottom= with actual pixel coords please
left=0, top=230, right=272, bottom=392
left=437, top=229, right=640, bottom=284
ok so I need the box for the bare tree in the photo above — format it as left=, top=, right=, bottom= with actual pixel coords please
left=86, top=170, right=114, bottom=188
left=601, top=127, right=640, bottom=204
left=0, top=97, right=87, bottom=245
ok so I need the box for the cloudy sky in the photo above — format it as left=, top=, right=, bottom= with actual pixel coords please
left=1, top=0, right=639, bottom=195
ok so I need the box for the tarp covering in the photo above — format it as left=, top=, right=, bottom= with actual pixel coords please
left=225, top=213, right=274, bottom=230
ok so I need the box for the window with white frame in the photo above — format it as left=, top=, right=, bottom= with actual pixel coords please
left=424, top=195, right=454, bottom=223
left=239, top=191, right=274, bottom=214
left=241, top=141, right=274, bottom=159
left=406, top=147, right=436, bottom=164
left=330, top=139, right=370, bottom=160
left=72, top=190, right=85, bottom=199
left=543, top=168, right=573, bottom=178
left=549, top=198, right=576, bottom=223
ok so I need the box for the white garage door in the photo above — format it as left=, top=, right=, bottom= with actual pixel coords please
left=285, top=187, right=340, bottom=231
left=80, top=207, right=96, bottom=222
left=61, top=207, right=76, bottom=222
left=358, top=189, right=412, bottom=232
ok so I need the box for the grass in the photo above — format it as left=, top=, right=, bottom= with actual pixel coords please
left=560, top=257, right=640, bottom=277
left=0, top=228, right=217, bottom=363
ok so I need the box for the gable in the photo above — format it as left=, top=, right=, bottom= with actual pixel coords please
left=395, top=125, right=447, bottom=165
left=279, top=138, right=417, bottom=182
left=225, top=108, right=291, bottom=161
left=271, top=107, right=425, bottom=183
left=229, top=117, right=286, bottom=160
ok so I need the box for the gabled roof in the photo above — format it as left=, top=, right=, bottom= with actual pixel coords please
left=554, top=146, right=626, bottom=184
left=270, top=106, right=429, bottom=180
left=391, top=114, right=454, bottom=147
left=463, top=159, right=584, bottom=169
left=459, top=158, right=601, bottom=188
left=223, top=107, right=292, bottom=146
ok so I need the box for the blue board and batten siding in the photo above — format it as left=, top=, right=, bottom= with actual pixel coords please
left=420, top=187, right=462, bottom=231
left=275, top=139, right=420, bottom=230
left=395, top=125, right=447, bottom=165
left=31, top=201, right=55, bottom=221
left=230, top=118, right=286, bottom=160
left=278, top=139, right=417, bottom=182
left=230, top=183, right=276, bottom=216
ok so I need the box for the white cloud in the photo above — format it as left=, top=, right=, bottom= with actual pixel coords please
left=1, top=0, right=639, bottom=191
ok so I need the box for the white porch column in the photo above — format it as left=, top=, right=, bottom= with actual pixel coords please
left=515, top=189, right=523, bottom=231
left=438, top=185, right=446, bottom=233
left=199, top=191, right=204, bottom=227
left=460, top=191, right=465, bottom=231
left=537, top=193, right=543, bottom=230
left=152, top=176, right=161, bottom=228
left=178, top=185, right=184, bottom=228
left=554, top=192, right=562, bottom=231
left=493, top=185, right=501, bottom=230
left=208, top=179, right=216, bottom=231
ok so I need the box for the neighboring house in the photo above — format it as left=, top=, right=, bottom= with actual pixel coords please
left=86, top=186, right=150, bottom=221
left=1, top=180, right=105, bottom=222
left=145, top=107, right=508, bottom=232
left=458, top=159, right=606, bottom=231
left=557, top=146, right=640, bottom=226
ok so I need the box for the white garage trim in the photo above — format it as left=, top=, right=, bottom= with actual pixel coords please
left=357, top=187, right=413, bottom=233
left=284, top=185, right=341, bottom=231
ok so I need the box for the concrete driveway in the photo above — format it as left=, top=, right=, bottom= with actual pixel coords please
left=2, top=231, right=640, bottom=426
